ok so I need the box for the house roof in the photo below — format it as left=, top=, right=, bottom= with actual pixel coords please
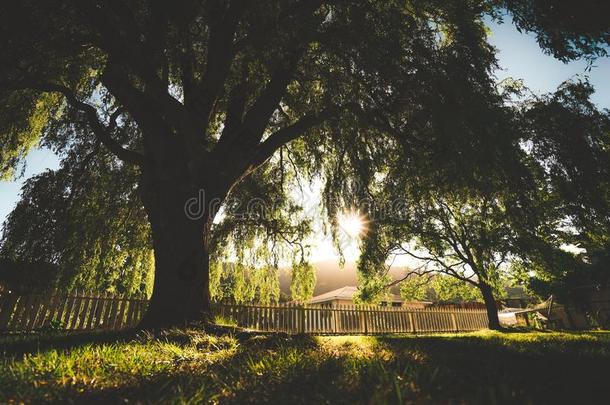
left=308, top=286, right=403, bottom=304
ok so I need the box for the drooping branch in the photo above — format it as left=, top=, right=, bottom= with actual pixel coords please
left=32, top=83, right=145, bottom=166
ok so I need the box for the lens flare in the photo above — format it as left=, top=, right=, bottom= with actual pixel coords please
left=338, top=211, right=367, bottom=238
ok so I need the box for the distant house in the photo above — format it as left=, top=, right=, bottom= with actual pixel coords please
left=308, top=286, right=431, bottom=308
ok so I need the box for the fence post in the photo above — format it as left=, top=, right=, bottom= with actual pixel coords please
left=0, top=291, right=18, bottom=331
left=363, top=306, right=368, bottom=335
left=408, top=311, right=416, bottom=333
left=450, top=311, right=458, bottom=332
left=299, top=304, right=305, bottom=334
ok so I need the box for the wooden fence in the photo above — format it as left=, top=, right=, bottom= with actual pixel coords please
left=0, top=290, right=148, bottom=333
left=212, top=302, right=489, bottom=334
left=0, top=290, right=489, bottom=334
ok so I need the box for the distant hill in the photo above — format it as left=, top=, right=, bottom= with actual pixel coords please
left=279, top=260, right=407, bottom=297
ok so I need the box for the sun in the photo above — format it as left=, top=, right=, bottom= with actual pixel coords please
left=338, top=211, right=367, bottom=238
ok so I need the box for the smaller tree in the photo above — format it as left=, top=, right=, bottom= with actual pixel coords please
left=360, top=188, right=534, bottom=330
left=401, top=193, right=517, bottom=329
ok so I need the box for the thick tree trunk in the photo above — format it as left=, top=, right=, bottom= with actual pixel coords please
left=139, top=223, right=211, bottom=328
left=138, top=168, right=220, bottom=329
left=479, top=282, right=502, bottom=330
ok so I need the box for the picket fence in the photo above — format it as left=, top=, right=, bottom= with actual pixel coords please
left=0, top=290, right=489, bottom=334
left=212, top=301, right=489, bottom=334
left=0, top=290, right=148, bottom=333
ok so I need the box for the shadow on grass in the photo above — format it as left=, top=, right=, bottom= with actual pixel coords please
left=375, top=332, right=610, bottom=404
left=0, top=322, right=255, bottom=358
left=2, top=331, right=609, bottom=404
left=0, top=329, right=138, bottom=358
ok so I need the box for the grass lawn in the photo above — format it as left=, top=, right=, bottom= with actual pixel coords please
left=1, top=329, right=609, bottom=404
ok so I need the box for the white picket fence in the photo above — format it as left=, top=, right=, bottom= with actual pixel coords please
left=212, top=301, right=489, bottom=334
left=0, top=290, right=489, bottom=334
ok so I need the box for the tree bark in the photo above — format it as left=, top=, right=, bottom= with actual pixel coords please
left=138, top=166, right=218, bottom=329
left=479, top=282, right=502, bottom=330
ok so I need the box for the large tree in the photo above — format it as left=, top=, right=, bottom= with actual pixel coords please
left=1, top=0, right=608, bottom=328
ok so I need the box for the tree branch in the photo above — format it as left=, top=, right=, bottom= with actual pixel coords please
left=220, top=77, right=248, bottom=138
left=248, top=109, right=331, bottom=170
left=33, top=83, right=145, bottom=166
left=75, top=1, right=160, bottom=90
left=240, top=49, right=305, bottom=139
left=385, top=264, right=435, bottom=288
left=394, top=245, right=479, bottom=287
left=190, top=0, right=247, bottom=129
left=76, top=3, right=197, bottom=141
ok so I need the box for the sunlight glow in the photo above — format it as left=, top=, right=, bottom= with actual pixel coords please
left=338, top=211, right=367, bottom=238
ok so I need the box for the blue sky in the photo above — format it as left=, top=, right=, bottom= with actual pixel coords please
left=1, top=17, right=609, bottom=261
left=0, top=148, right=60, bottom=227
left=487, top=17, right=610, bottom=108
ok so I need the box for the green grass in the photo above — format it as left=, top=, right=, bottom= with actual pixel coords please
left=212, top=315, right=238, bottom=328
left=1, top=329, right=609, bottom=404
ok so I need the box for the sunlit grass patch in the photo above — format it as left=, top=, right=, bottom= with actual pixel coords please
left=316, top=335, right=394, bottom=362
left=317, top=335, right=377, bottom=351
left=213, top=315, right=238, bottom=327
left=0, top=329, right=239, bottom=403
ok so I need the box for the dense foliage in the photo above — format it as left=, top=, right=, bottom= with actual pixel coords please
left=400, top=274, right=483, bottom=303
left=1, top=150, right=153, bottom=295
left=1, top=0, right=609, bottom=325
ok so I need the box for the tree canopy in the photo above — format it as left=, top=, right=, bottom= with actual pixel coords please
left=1, top=0, right=609, bottom=327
